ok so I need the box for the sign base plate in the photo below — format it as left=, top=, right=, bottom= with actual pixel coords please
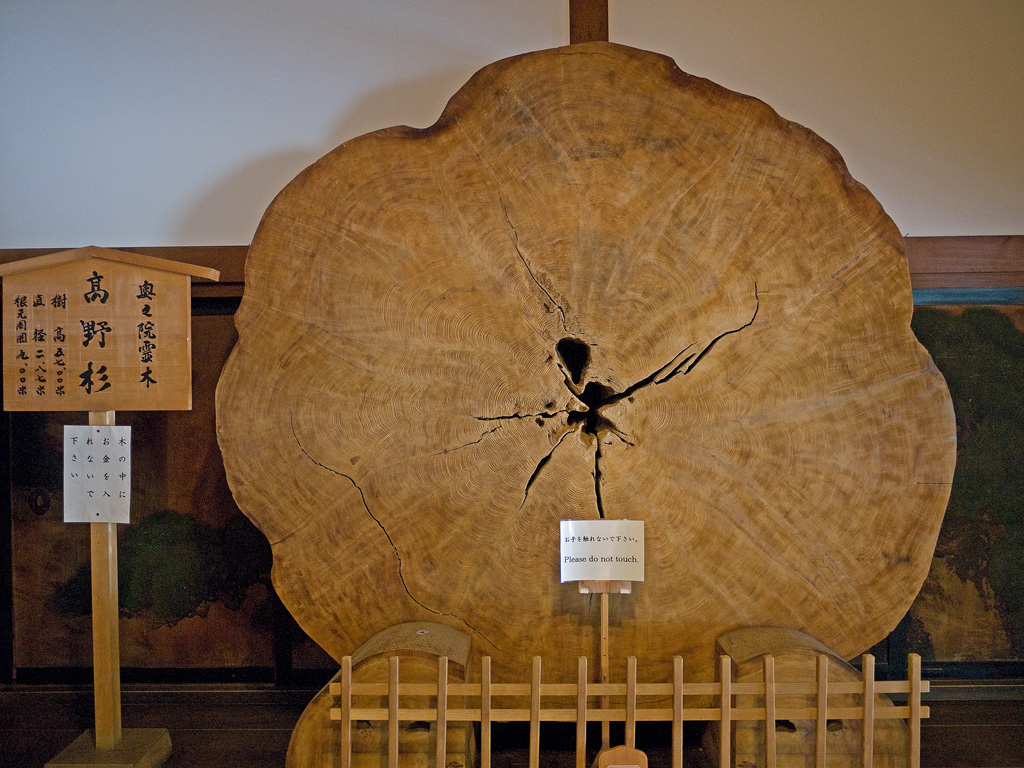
left=46, top=729, right=171, bottom=768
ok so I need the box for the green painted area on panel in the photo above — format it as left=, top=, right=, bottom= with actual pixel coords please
left=911, top=307, right=1024, bottom=657
left=51, top=510, right=272, bottom=626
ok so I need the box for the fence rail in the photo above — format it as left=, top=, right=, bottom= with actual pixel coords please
left=329, top=652, right=928, bottom=768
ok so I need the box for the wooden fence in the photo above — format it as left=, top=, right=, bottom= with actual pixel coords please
left=329, top=652, right=927, bottom=768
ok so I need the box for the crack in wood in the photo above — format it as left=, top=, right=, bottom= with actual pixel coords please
left=593, top=440, right=605, bottom=519
left=549, top=288, right=760, bottom=443
left=474, top=409, right=568, bottom=422
left=289, top=415, right=504, bottom=651
left=679, top=285, right=762, bottom=375
left=432, top=424, right=505, bottom=456
left=520, top=425, right=581, bottom=509
left=498, top=194, right=569, bottom=332
left=267, top=518, right=313, bottom=548
left=604, top=344, right=698, bottom=405
left=597, top=284, right=763, bottom=409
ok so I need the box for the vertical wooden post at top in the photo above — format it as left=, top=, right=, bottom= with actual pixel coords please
left=569, top=0, right=609, bottom=44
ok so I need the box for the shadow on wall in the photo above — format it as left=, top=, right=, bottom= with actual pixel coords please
left=173, top=69, right=475, bottom=245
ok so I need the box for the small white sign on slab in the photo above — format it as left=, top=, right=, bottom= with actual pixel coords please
left=63, top=425, right=131, bottom=523
left=560, top=519, right=644, bottom=583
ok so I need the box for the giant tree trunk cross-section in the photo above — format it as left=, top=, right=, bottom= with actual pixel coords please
left=215, top=42, right=957, bottom=682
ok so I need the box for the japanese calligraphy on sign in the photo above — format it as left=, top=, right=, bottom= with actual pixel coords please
left=63, top=425, right=132, bottom=523
left=560, top=519, right=645, bottom=583
left=1, top=247, right=216, bottom=411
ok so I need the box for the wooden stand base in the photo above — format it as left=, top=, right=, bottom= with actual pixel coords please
left=46, top=729, right=171, bottom=768
left=592, top=744, right=648, bottom=768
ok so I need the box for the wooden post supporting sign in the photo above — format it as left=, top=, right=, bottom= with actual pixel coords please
left=89, top=410, right=121, bottom=753
left=561, top=518, right=647, bottom=760
left=1, top=246, right=218, bottom=768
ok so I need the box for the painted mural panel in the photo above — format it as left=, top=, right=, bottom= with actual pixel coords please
left=908, top=305, right=1024, bottom=663
left=10, top=314, right=275, bottom=669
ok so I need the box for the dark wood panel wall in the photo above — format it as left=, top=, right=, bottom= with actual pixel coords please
left=3, top=236, right=1022, bottom=298
left=906, top=236, right=1024, bottom=289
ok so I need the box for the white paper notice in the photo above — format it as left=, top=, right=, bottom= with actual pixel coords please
left=560, top=519, right=644, bottom=583
left=63, top=425, right=131, bottom=523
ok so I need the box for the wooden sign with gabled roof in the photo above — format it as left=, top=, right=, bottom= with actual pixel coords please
left=1, top=245, right=219, bottom=412
left=1, top=245, right=218, bottom=767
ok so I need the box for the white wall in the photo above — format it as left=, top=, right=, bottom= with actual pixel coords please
left=1, top=0, right=1021, bottom=248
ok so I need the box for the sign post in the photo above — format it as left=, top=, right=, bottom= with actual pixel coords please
left=560, top=518, right=648, bottom=763
left=1, top=246, right=219, bottom=767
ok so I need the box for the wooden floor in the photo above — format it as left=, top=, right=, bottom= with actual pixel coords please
left=1, top=685, right=1021, bottom=768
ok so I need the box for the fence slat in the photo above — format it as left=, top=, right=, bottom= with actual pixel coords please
left=626, top=656, right=637, bottom=748
left=815, top=654, right=828, bottom=768
left=530, top=656, right=542, bottom=768
left=672, top=656, right=683, bottom=768
left=909, top=653, right=922, bottom=768
left=436, top=656, right=448, bottom=768
left=481, top=656, right=492, bottom=768
left=863, top=654, right=875, bottom=768
left=764, top=655, right=776, bottom=768
left=719, top=655, right=731, bottom=768
left=388, top=656, right=400, bottom=768
left=340, top=656, right=352, bottom=768
left=577, top=657, right=588, bottom=768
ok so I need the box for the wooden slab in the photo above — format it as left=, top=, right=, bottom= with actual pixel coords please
left=216, top=42, right=956, bottom=682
